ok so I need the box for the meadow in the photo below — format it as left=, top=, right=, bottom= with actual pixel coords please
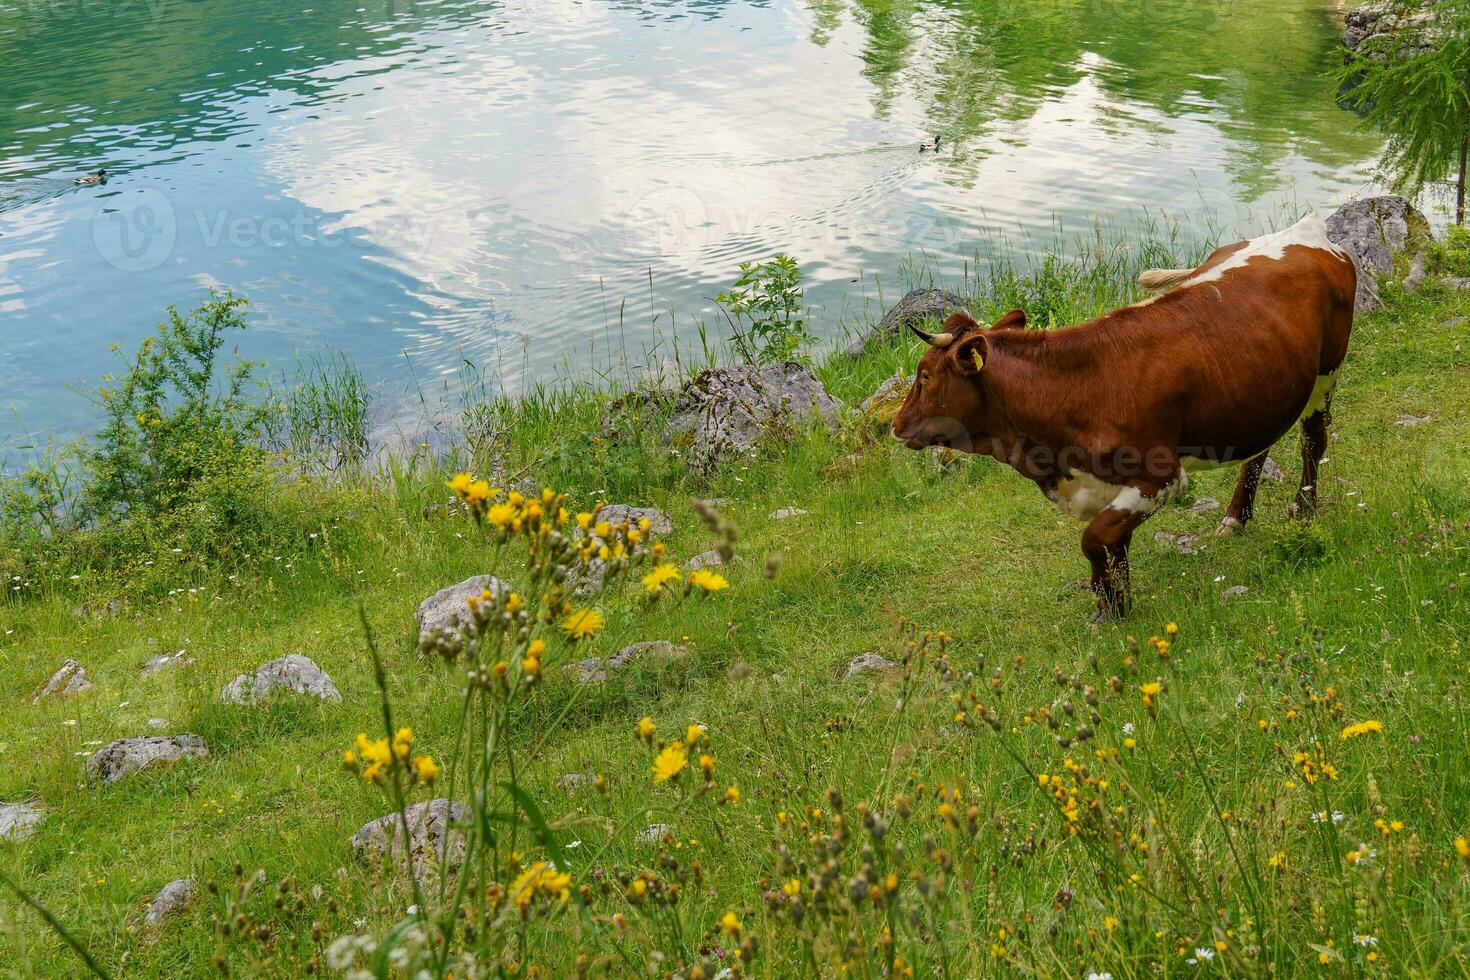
left=1, top=227, right=1469, bottom=978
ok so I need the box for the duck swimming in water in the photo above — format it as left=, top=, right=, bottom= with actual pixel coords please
left=919, top=135, right=941, bottom=152
left=73, top=169, right=108, bottom=186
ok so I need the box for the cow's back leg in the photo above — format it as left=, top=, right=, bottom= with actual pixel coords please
left=1291, top=371, right=1337, bottom=518
left=1217, top=455, right=1267, bottom=536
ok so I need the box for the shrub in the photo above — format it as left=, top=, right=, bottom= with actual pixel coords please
left=715, top=254, right=813, bottom=364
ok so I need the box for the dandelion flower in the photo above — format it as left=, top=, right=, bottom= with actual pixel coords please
left=446, top=472, right=474, bottom=497
left=636, top=716, right=656, bottom=740
left=719, top=910, right=742, bottom=935
left=562, top=608, right=605, bottom=641
left=1341, top=720, right=1383, bottom=740
left=1456, top=837, right=1470, bottom=862
left=685, top=723, right=704, bottom=746
left=688, top=569, right=729, bottom=592
left=412, top=755, right=439, bottom=784
left=641, top=563, right=680, bottom=594
left=652, top=742, right=688, bottom=783
left=723, top=785, right=740, bottom=804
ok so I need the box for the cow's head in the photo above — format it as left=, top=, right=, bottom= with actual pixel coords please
left=891, top=307, right=1027, bottom=452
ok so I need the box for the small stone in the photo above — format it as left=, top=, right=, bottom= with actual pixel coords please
left=1445, top=277, right=1470, bottom=291
left=556, top=773, right=596, bottom=792
left=1153, top=531, right=1200, bottom=556
left=686, top=548, right=728, bottom=571
left=415, top=575, right=508, bottom=645
left=29, top=659, right=93, bottom=702
left=222, top=654, right=341, bottom=705
left=141, top=651, right=194, bottom=676
left=351, top=800, right=467, bottom=882
left=1394, top=413, right=1432, bottom=427
left=144, top=878, right=196, bottom=926
left=727, top=662, right=753, bottom=681
left=85, top=735, right=209, bottom=784
left=1221, top=585, right=1250, bottom=600
left=565, top=640, right=686, bottom=683
left=636, top=823, right=673, bottom=844
left=0, top=802, right=44, bottom=841
left=770, top=508, right=808, bottom=520
left=846, top=653, right=898, bottom=677
left=597, top=505, right=672, bottom=536
left=1261, top=457, right=1286, bottom=482
left=146, top=718, right=169, bottom=730
left=1188, top=498, right=1221, bottom=515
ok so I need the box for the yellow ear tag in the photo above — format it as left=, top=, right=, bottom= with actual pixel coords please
left=971, top=350, right=984, bottom=371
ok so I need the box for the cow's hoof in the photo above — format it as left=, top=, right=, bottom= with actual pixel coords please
left=1216, top=515, right=1244, bottom=537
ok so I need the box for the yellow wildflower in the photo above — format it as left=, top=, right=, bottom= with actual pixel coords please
left=782, top=879, right=801, bottom=897
left=505, top=592, right=524, bottom=614
left=685, top=723, right=704, bottom=746
left=641, top=563, right=680, bottom=594
left=723, top=785, right=740, bottom=804
left=562, top=608, right=605, bottom=641
left=652, top=742, right=688, bottom=783
left=636, top=716, right=656, bottom=741
left=719, top=911, right=742, bottom=935
left=1456, top=837, right=1470, bottom=862
left=446, top=472, right=474, bottom=497
left=412, top=755, right=439, bottom=784
left=1341, top=720, right=1384, bottom=740
left=509, top=861, right=572, bottom=912
left=689, top=569, right=729, bottom=592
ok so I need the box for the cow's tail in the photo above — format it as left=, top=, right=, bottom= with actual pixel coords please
left=1137, top=267, right=1196, bottom=291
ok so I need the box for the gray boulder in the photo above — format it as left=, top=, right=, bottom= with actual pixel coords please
left=0, top=802, right=43, bottom=841
left=86, top=735, right=209, bottom=784
left=1154, top=531, right=1200, bottom=556
left=665, top=361, right=842, bottom=473
left=845, top=288, right=966, bottom=356
left=350, top=799, right=467, bottom=880
left=770, top=507, right=808, bottom=520
left=566, top=640, right=686, bottom=683
left=1221, top=585, right=1251, bottom=600
left=1188, top=498, right=1221, bottom=515
left=636, top=823, right=673, bottom=844
left=1344, top=1, right=1443, bottom=59
left=859, top=372, right=912, bottom=426
left=29, top=659, right=93, bottom=701
left=1262, top=456, right=1286, bottom=482
left=1325, top=196, right=1433, bottom=311
left=415, top=575, right=508, bottom=645
left=596, top=505, right=672, bottom=536
left=143, top=878, right=196, bottom=926
left=141, top=650, right=194, bottom=676
left=221, top=654, right=341, bottom=706
left=685, top=548, right=731, bottom=571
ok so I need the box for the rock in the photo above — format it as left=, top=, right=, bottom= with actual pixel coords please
left=144, top=878, right=196, bottom=926
left=1221, top=585, right=1250, bottom=600
left=1395, top=413, right=1432, bottom=427
left=0, top=802, right=43, bottom=841
left=664, top=361, right=842, bottom=473
left=1445, top=277, right=1470, bottom=290
left=596, top=505, right=672, bottom=536
left=556, top=772, right=596, bottom=792
left=686, top=548, right=729, bottom=571
left=146, top=718, right=169, bottom=730
left=29, top=659, right=93, bottom=702
left=846, top=653, right=898, bottom=677
left=70, top=597, right=124, bottom=620
left=1188, top=498, right=1221, bottom=515
left=141, top=650, right=194, bottom=676
left=859, top=372, right=912, bottom=425
left=1404, top=250, right=1429, bottom=290
left=86, top=735, right=208, bottom=784
left=770, top=507, right=808, bottom=520
left=1154, top=531, right=1200, bottom=556
left=844, top=288, right=966, bottom=356
left=1325, top=196, right=1433, bottom=311
left=1344, top=1, right=1444, bottom=60
left=636, top=823, right=673, bottom=844
left=415, top=575, right=508, bottom=645
left=566, top=640, right=686, bottom=683
left=350, top=800, right=467, bottom=879
left=221, top=654, right=341, bottom=706
left=1261, top=456, right=1286, bottom=482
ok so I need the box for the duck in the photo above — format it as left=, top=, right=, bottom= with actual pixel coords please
left=919, top=135, right=941, bottom=152
left=73, top=169, right=108, bottom=186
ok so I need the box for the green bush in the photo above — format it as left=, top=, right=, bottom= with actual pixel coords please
left=715, top=254, right=813, bottom=364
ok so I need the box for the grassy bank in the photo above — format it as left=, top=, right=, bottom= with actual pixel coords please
left=2, top=234, right=1469, bottom=977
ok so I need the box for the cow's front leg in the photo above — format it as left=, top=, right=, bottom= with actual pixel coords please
left=1081, top=480, right=1170, bottom=621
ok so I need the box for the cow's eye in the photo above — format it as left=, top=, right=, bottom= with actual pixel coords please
left=919, top=371, right=929, bottom=384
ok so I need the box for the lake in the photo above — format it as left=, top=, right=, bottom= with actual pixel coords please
left=0, top=0, right=1385, bottom=445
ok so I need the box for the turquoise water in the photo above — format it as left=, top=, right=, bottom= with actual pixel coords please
left=0, top=0, right=1383, bottom=444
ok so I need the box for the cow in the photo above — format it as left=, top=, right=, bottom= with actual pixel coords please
left=891, top=213, right=1356, bottom=620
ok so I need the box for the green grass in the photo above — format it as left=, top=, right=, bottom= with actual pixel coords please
left=1, top=259, right=1469, bottom=977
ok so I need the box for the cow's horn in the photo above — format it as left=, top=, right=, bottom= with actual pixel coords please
left=909, top=323, right=954, bottom=347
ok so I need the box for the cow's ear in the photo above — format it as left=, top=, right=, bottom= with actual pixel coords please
left=990, top=308, right=1027, bottom=330
left=953, top=331, right=989, bottom=376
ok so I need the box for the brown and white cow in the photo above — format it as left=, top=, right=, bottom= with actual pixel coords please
left=891, top=213, right=1356, bottom=619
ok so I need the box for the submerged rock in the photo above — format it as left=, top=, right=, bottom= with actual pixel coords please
left=29, top=659, right=93, bottom=701
left=86, top=735, right=209, bottom=784
left=415, top=575, right=508, bottom=646
left=221, top=654, right=341, bottom=705
left=351, top=800, right=468, bottom=880
left=845, top=288, right=967, bottom=356
left=1325, top=196, right=1433, bottom=311
left=665, top=361, right=842, bottom=473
